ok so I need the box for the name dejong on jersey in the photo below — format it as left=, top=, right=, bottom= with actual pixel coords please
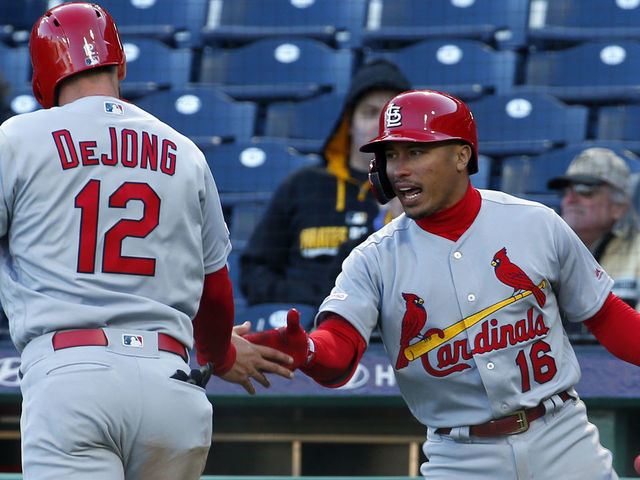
left=51, top=126, right=177, bottom=176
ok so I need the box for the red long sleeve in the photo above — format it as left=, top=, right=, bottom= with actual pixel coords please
left=302, top=316, right=367, bottom=387
left=192, top=265, right=236, bottom=374
left=584, top=292, right=640, bottom=366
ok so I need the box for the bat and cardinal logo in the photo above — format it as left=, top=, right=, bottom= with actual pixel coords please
left=491, top=247, right=545, bottom=307
left=396, top=247, right=547, bottom=370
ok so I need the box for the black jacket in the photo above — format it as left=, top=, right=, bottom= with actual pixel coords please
left=240, top=165, right=378, bottom=306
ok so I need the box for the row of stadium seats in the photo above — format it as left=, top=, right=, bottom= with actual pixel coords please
left=9, top=84, right=640, bottom=161
left=3, top=0, right=640, bottom=51
left=4, top=36, right=640, bottom=107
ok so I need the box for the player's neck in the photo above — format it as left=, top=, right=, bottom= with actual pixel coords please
left=415, top=182, right=481, bottom=241
left=57, top=74, right=120, bottom=106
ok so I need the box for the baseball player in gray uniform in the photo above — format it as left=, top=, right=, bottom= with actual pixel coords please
left=246, top=90, right=640, bottom=479
left=0, top=3, right=293, bottom=479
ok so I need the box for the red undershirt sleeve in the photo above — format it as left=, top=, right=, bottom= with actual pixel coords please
left=192, top=265, right=236, bottom=375
left=301, top=315, right=367, bottom=388
left=583, top=292, right=640, bottom=366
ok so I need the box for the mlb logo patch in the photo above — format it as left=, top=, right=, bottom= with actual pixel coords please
left=122, top=334, right=143, bottom=348
left=104, top=102, right=124, bottom=115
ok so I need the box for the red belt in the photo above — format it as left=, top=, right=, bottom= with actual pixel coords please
left=52, top=329, right=188, bottom=362
left=435, top=391, right=572, bottom=437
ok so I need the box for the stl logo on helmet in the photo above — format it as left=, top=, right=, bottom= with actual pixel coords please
left=385, top=103, right=402, bottom=128
left=83, top=41, right=100, bottom=66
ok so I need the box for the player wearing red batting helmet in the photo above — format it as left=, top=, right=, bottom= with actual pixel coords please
left=30, top=2, right=126, bottom=109
left=1, top=2, right=294, bottom=479
left=362, top=89, right=478, bottom=204
left=246, top=88, right=640, bottom=479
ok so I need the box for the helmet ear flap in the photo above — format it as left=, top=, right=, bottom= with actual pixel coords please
left=368, top=155, right=396, bottom=205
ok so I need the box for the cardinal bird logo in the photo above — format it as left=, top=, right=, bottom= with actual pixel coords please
left=491, top=247, right=546, bottom=307
left=396, top=293, right=427, bottom=370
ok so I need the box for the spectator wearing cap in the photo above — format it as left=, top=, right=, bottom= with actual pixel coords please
left=548, top=147, right=640, bottom=309
left=240, top=59, right=411, bottom=308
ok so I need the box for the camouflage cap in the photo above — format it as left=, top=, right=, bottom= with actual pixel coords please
left=547, top=147, right=631, bottom=196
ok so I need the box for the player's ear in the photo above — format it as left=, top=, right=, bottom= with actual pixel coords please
left=455, top=144, right=472, bottom=172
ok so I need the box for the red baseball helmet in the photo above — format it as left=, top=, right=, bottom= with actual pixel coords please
left=360, top=90, right=478, bottom=204
left=30, top=2, right=126, bottom=109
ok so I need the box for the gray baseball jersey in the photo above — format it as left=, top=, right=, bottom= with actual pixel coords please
left=0, top=96, right=231, bottom=352
left=0, top=96, right=231, bottom=479
left=318, top=190, right=612, bottom=428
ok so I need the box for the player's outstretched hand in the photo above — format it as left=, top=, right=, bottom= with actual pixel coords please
left=244, top=308, right=311, bottom=371
left=219, top=321, right=294, bottom=395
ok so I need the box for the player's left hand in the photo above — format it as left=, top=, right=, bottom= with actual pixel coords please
left=219, top=321, right=294, bottom=395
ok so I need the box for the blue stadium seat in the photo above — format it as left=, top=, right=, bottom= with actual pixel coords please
left=500, top=142, right=640, bottom=211
left=0, top=44, right=31, bottom=93
left=0, top=0, right=48, bottom=44
left=263, top=92, right=345, bottom=154
left=203, top=139, right=321, bottom=205
left=500, top=154, right=571, bottom=211
left=198, top=38, right=354, bottom=102
left=135, top=86, right=257, bottom=148
left=362, top=0, right=529, bottom=50
left=528, top=0, right=640, bottom=46
left=120, top=38, right=193, bottom=99
left=596, top=104, right=640, bottom=155
left=469, top=92, right=589, bottom=157
left=366, top=39, right=517, bottom=101
left=235, top=302, right=317, bottom=331
left=95, top=0, right=208, bottom=47
left=202, top=0, right=368, bottom=49
left=5, top=86, right=41, bottom=116
left=523, top=41, right=640, bottom=104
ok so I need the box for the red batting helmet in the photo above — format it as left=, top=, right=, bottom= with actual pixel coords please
left=30, top=2, right=126, bottom=109
left=360, top=90, right=478, bottom=204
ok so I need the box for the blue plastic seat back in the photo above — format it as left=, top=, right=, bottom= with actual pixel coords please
left=120, top=38, right=193, bottom=98
left=0, top=45, right=31, bottom=93
left=4, top=87, right=41, bottom=116
left=95, top=0, right=208, bottom=46
left=500, top=142, right=640, bottom=210
left=597, top=105, right=640, bottom=155
left=366, top=39, right=517, bottom=101
left=469, top=92, right=589, bottom=157
left=202, top=0, right=368, bottom=48
left=528, top=0, right=640, bottom=45
left=524, top=41, right=640, bottom=103
left=363, top=0, right=529, bottom=49
left=135, top=86, right=257, bottom=147
left=263, top=92, right=345, bottom=154
left=0, top=0, right=48, bottom=44
left=203, top=140, right=321, bottom=203
left=199, top=38, right=354, bottom=101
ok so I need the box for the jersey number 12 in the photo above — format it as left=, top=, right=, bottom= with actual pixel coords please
left=74, top=179, right=159, bottom=276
